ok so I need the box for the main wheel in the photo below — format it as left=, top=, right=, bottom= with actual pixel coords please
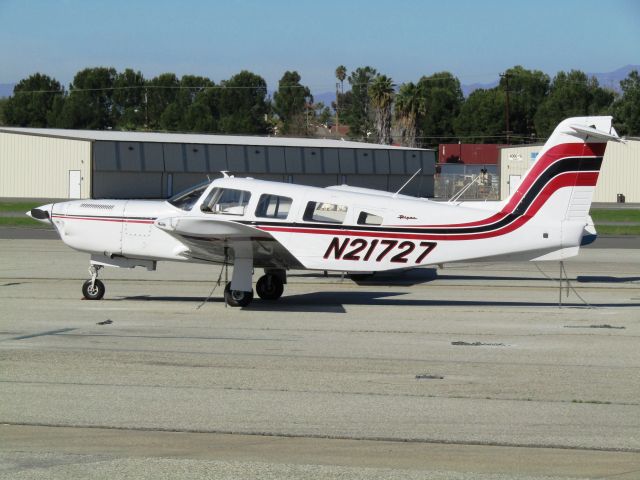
left=256, top=274, right=284, bottom=300
left=82, top=279, right=105, bottom=300
left=224, top=282, right=253, bottom=307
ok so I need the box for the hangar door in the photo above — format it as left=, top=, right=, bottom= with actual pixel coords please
left=68, top=170, right=81, bottom=198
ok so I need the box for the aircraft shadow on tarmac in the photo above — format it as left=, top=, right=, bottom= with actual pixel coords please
left=120, top=291, right=640, bottom=313
left=576, top=275, right=640, bottom=283
left=291, top=268, right=570, bottom=287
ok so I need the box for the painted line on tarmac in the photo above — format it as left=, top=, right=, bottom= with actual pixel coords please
left=1, top=421, right=638, bottom=453
left=9, top=328, right=76, bottom=341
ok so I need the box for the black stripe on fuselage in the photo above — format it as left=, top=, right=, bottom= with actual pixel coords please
left=513, top=156, right=602, bottom=216
left=239, top=156, right=602, bottom=236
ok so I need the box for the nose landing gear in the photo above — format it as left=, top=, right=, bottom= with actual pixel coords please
left=224, top=282, right=254, bottom=307
left=82, top=264, right=105, bottom=300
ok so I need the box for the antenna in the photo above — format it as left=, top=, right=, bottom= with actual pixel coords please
left=393, top=168, right=421, bottom=198
left=220, top=170, right=230, bottom=178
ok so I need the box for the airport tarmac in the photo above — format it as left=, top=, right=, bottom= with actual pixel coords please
left=1, top=232, right=639, bottom=479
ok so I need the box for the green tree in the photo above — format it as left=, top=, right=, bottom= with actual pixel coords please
left=534, top=70, right=614, bottom=137
left=182, top=87, right=220, bottom=132
left=56, top=67, right=117, bottom=129
left=314, top=101, right=332, bottom=126
left=369, top=74, right=395, bottom=144
left=394, top=82, right=425, bottom=147
left=3, top=73, right=64, bottom=127
left=273, top=71, right=312, bottom=135
left=499, top=66, right=549, bottom=139
left=112, top=68, right=145, bottom=130
left=613, top=70, right=640, bottom=136
left=454, top=88, right=506, bottom=143
left=416, top=72, right=463, bottom=146
left=218, top=70, right=269, bottom=134
left=0, top=97, right=8, bottom=125
left=160, top=75, right=214, bottom=131
left=145, top=73, right=180, bottom=129
left=343, top=66, right=377, bottom=139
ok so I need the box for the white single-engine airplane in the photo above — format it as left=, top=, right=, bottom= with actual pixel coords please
left=29, top=116, right=619, bottom=307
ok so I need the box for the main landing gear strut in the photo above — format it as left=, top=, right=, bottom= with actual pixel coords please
left=82, top=264, right=105, bottom=300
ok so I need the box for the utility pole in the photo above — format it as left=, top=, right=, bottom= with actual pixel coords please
left=500, top=72, right=511, bottom=144
left=144, top=88, right=148, bottom=130
left=335, top=82, right=340, bottom=137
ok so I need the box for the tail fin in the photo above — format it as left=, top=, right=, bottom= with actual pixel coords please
left=503, top=116, right=619, bottom=224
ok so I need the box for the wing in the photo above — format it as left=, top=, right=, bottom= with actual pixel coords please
left=155, top=216, right=303, bottom=269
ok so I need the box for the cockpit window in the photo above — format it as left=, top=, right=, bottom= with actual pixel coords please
left=255, top=194, right=293, bottom=219
left=167, top=181, right=210, bottom=211
left=357, top=211, right=383, bottom=225
left=201, top=188, right=252, bottom=216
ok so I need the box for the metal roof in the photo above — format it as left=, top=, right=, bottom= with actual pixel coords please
left=0, top=127, right=430, bottom=151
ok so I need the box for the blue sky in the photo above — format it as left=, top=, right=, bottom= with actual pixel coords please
left=0, top=0, right=638, bottom=91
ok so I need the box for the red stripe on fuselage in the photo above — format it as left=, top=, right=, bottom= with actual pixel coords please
left=257, top=171, right=598, bottom=241
left=391, top=142, right=606, bottom=229
left=51, top=214, right=155, bottom=224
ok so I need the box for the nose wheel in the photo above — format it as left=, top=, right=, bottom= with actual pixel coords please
left=82, top=279, right=105, bottom=300
left=224, top=282, right=253, bottom=307
left=83, top=264, right=105, bottom=300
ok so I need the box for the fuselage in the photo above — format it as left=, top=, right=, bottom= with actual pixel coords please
left=38, top=174, right=585, bottom=273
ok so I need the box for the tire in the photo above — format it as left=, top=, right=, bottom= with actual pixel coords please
left=82, top=279, right=105, bottom=300
left=224, top=282, right=253, bottom=307
left=256, top=274, right=284, bottom=300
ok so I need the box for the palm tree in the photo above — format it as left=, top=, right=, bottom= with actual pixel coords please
left=394, top=82, right=425, bottom=147
left=369, top=75, right=395, bottom=144
left=335, top=65, right=347, bottom=93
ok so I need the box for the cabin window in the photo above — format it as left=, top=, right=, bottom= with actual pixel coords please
left=255, top=194, right=293, bottom=219
left=357, top=211, right=383, bottom=225
left=201, top=188, right=251, bottom=216
left=167, top=181, right=210, bottom=211
left=303, top=201, right=347, bottom=224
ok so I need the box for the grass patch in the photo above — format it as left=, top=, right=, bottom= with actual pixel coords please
left=0, top=201, right=42, bottom=213
left=590, top=209, right=640, bottom=223
left=594, top=224, right=640, bottom=235
left=0, top=217, right=51, bottom=228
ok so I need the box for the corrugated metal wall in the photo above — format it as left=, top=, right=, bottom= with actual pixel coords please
left=92, top=141, right=435, bottom=199
left=499, top=141, right=640, bottom=202
left=0, top=132, right=91, bottom=198
left=592, top=140, right=640, bottom=203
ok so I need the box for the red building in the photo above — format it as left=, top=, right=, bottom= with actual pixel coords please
left=438, top=144, right=506, bottom=165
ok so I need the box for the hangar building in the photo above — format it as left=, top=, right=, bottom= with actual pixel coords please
left=0, top=128, right=434, bottom=200
left=499, top=140, right=640, bottom=202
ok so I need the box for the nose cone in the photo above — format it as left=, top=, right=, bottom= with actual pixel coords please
left=27, top=203, right=53, bottom=224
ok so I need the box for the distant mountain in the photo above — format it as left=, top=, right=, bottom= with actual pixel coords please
left=461, top=81, right=498, bottom=97
left=312, top=91, right=337, bottom=108
left=0, top=83, right=15, bottom=98
left=590, top=64, right=638, bottom=91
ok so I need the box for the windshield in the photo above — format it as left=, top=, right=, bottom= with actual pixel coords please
left=201, top=188, right=251, bottom=216
left=167, top=181, right=210, bottom=211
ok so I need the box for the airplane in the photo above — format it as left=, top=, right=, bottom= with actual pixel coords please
left=28, top=116, right=620, bottom=307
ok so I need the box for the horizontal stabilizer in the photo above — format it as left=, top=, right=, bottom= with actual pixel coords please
left=568, top=124, right=621, bottom=142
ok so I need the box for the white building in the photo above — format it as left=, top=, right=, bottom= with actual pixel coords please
left=0, top=128, right=435, bottom=200
left=499, top=140, right=640, bottom=203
